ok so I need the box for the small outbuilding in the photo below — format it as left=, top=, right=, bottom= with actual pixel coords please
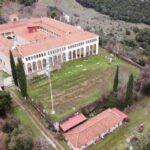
left=60, top=113, right=86, bottom=132
left=64, top=108, right=128, bottom=150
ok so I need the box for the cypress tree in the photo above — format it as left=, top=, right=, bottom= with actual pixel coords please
left=113, top=65, right=119, bottom=92
left=17, top=58, right=27, bottom=97
left=9, top=50, right=18, bottom=86
left=125, top=74, right=134, bottom=106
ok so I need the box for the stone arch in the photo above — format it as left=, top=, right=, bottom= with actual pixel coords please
left=53, top=55, right=58, bottom=64
left=81, top=48, right=84, bottom=58
left=58, top=55, right=62, bottom=63
left=90, top=45, right=93, bottom=55
left=32, top=62, right=37, bottom=71
left=27, top=63, right=32, bottom=74
left=73, top=50, right=76, bottom=59
left=77, top=49, right=80, bottom=58
left=86, top=46, right=90, bottom=56
left=49, top=57, right=53, bottom=66
left=93, top=44, right=97, bottom=54
left=42, top=59, right=47, bottom=69
left=63, top=53, right=66, bottom=62
left=68, top=51, right=72, bottom=60
left=37, top=60, right=42, bottom=71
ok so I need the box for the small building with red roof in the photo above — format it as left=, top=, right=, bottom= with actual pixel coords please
left=64, top=108, right=128, bottom=150
left=60, top=113, right=86, bottom=132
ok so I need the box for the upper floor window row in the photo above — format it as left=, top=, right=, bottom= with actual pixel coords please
left=68, top=42, right=84, bottom=49
left=25, top=46, right=66, bottom=61
left=86, top=38, right=97, bottom=44
left=25, top=52, right=46, bottom=61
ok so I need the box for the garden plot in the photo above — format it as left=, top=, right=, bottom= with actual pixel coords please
left=28, top=51, right=139, bottom=121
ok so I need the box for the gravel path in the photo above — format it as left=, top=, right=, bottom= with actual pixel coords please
left=9, top=90, right=65, bottom=150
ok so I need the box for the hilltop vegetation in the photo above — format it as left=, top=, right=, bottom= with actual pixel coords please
left=0, top=0, right=36, bottom=6
left=76, top=0, right=150, bottom=25
left=136, top=28, right=150, bottom=55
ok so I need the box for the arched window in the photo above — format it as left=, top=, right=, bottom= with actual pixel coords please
left=73, top=50, right=76, bottom=59
left=93, top=44, right=97, bottom=54
left=58, top=55, right=62, bottom=63
left=63, top=53, right=66, bottom=62
left=77, top=49, right=80, bottom=58
left=37, top=60, right=42, bottom=71
left=32, top=62, right=37, bottom=71
left=90, top=45, right=93, bottom=55
left=86, top=46, right=89, bottom=56
left=68, top=51, right=72, bottom=60
left=42, top=59, right=46, bottom=69
left=53, top=56, right=58, bottom=64
left=81, top=48, right=84, bottom=58
left=49, top=57, right=53, bottom=66
left=27, top=63, right=32, bottom=73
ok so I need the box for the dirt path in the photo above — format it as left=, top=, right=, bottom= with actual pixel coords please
left=9, top=90, right=65, bottom=150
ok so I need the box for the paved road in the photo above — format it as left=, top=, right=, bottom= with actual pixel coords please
left=9, top=90, right=65, bottom=150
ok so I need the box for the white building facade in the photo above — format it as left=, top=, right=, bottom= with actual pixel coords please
left=0, top=17, right=99, bottom=77
left=23, top=37, right=99, bottom=75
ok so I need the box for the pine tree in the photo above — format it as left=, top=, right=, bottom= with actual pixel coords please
left=113, top=65, right=119, bottom=92
left=17, top=58, right=27, bottom=97
left=125, top=74, right=134, bottom=106
left=9, top=50, right=18, bottom=86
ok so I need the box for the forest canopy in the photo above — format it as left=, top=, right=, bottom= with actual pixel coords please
left=76, top=0, right=150, bottom=25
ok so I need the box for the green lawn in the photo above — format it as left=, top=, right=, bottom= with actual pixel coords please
left=89, top=97, right=150, bottom=150
left=13, top=106, right=41, bottom=138
left=28, top=50, right=140, bottom=121
left=2, top=71, right=10, bottom=78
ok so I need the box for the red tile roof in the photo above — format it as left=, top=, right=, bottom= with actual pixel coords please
left=0, top=17, right=98, bottom=57
left=64, top=108, right=128, bottom=149
left=60, top=113, right=86, bottom=132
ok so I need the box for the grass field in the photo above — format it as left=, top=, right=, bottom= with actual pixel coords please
left=89, top=97, right=150, bottom=150
left=2, top=71, right=9, bottom=78
left=13, top=106, right=41, bottom=138
left=28, top=50, right=139, bottom=121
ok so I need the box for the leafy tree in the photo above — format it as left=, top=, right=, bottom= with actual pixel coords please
left=133, top=27, right=139, bottom=33
left=51, top=11, right=57, bottom=19
left=113, top=66, right=119, bottom=92
left=0, top=91, right=12, bottom=116
left=126, top=29, right=131, bottom=35
left=19, top=0, right=36, bottom=6
left=142, top=82, right=150, bottom=95
left=8, top=132, right=33, bottom=150
left=136, top=28, right=150, bottom=53
left=127, top=133, right=150, bottom=150
left=134, top=66, right=150, bottom=95
left=33, top=138, right=49, bottom=150
left=9, top=50, right=18, bottom=86
left=17, top=58, right=27, bottom=97
left=125, top=74, right=134, bottom=106
left=76, top=0, right=150, bottom=25
left=124, top=39, right=136, bottom=48
left=2, top=116, right=20, bottom=133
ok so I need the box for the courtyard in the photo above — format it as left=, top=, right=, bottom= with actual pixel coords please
left=28, top=50, right=139, bottom=121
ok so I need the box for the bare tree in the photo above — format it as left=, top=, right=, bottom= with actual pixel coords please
left=32, top=0, right=48, bottom=17
left=33, top=138, right=50, bottom=150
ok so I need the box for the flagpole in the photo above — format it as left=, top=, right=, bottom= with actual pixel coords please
left=46, top=63, right=55, bottom=114
left=49, top=72, right=55, bottom=114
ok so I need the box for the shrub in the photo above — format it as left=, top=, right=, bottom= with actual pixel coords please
left=126, top=29, right=131, bottom=35
left=2, top=116, right=20, bottom=133
left=142, top=82, right=150, bottom=95
left=0, top=91, right=12, bottom=117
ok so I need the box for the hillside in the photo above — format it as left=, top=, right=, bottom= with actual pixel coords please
left=76, top=0, right=150, bottom=25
